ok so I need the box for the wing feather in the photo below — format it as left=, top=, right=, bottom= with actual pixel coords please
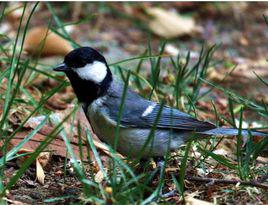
left=104, top=86, right=216, bottom=132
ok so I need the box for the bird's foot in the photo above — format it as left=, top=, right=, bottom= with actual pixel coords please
left=153, top=157, right=177, bottom=198
left=160, top=189, right=177, bottom=198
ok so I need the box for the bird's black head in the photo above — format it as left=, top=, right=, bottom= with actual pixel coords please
left=64, top=47, right=106, bottom=68
left=53, top=47, right=113, bottom=105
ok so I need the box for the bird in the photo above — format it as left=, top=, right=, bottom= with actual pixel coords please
left=53, top=47, right=268, bottom=159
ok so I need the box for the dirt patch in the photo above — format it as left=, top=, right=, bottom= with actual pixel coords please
left=6, top=156, right=82, bottom=204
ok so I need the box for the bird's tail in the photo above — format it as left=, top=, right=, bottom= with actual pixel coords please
left=199, top=128, right=268, bottom=137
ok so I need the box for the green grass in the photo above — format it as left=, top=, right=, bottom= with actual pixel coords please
left=0, top=2, right=267, bottom=204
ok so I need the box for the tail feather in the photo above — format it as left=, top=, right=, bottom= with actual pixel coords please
left=200, top=128, right=268, bottom=137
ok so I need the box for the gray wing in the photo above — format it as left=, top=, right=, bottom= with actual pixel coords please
left=104, top=82, right=216, bottom=132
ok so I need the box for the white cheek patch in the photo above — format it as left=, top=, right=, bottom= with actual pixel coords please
left=75, top=61, right=107, bottom=83
left=142, top=104, right=156, bottom=117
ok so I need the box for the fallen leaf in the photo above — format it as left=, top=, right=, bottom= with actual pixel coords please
left=37, top=152, right=50, bottom=168
left=0, top=22, right=12, bottom=37
left=145, top=7, right=198, bottom=39
left=239, top=35, right=249, bottom=46
left=15, top=149, right=49, bottom=185
left=24, top=26, right=73, bottom=57
left=9, top=105, right=32, bottom=125
left=8, top=129, right=90, bottom=161
left=36, top=158, right=45, bottom=185
left=6, top=3, right=28, bottom=26
left=207, top=58, right=268, bottom=105
left=24, top=115, right=48, bottom=129
left=15, top=148, right=32, bottom=167
left=94, top=170, right=105, bottom=183
left=213, top=148, right=228, bottom=156
left=1, top=107, right=125, bottom=184
left=92, top=137, right=123, bottom=159
left=207, top=68, right=226, bottom=82
left=185, top=195, right=213, bottom=205
left=164, top=44, right=180, bottom=56
left=3, top=197, right=27, bottom=205
left=45, top=93, right=69, bottom=110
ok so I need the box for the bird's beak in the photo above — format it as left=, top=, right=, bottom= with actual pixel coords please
left=53, top=63, right=68, bottom=72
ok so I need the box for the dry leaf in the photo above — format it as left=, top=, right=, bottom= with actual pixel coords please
left=185, top=195, right=214, bottom=205
left=146, top=7, right=197, bottom=39
left=2, top=108, right=123, bottom=178
left=37, top=152, right=50, bottom=168
left=15, top=149, right=49, bottom=185
left=207, top=68, right=225, bottom=82
left=25, top=115, right=48, bottom=129
left=36, top=158, right=45, bottom=185
left=6, top=3, right=27, bottom=25
left=24, top=26, right=72, bottom=57
left=0, top=23, right=12, bottom=36
left=15, top=148, right=32, bottom=167
left=9, top=105, right=32, bottom=125
left=95, top=170, right=105, bottom=183
left=92, top=138, right=123, bottom=159
left=256, top=156, right=268, bottom=163
left=164, top=44, right=179, bottom=56
left=36, top=151, right=50, bottom=185
left=3, top=197, right=28, bottom=205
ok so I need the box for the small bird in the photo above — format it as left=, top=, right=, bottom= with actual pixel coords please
left=53, top=47, right=268, bottom=159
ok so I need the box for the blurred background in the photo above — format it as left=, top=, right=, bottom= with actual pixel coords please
left=2, top=2, right=268, bottom=104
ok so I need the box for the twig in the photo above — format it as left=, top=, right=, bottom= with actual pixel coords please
left=184, top=176, right=268, bottom=191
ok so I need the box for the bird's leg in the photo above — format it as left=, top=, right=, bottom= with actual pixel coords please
left=153, top=156, right=177, bottom=198
left=154, top=156, right=165, bottom=171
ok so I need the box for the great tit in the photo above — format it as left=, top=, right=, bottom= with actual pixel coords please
left=53, top=47, right=268, bottom=158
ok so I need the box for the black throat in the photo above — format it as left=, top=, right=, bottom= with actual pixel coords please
left=66, top=67, right=112, bottom=106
